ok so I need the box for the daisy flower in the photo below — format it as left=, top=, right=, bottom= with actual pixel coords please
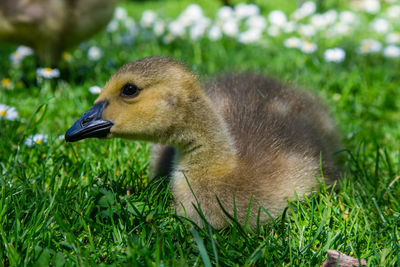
left=36, top=68, right=60, bottom=79
left=168, top=21, right=186, bottom=37
left=291, top=1, right=316, bottom=20
left=267, top=25, right=280, bottom=36
left=383, top=45, right=400, bottom=58
left=300, top=41, right=317, bottom=53
left=25, top=134, right=48, bottom=147
left=10, top=46, right=34, bottom=65
left=140, top=10, right=157, bottom=28
left=246, top=15, right=267, bottom=31
left=217, top=6, right=234, bottom=21
left=16, top=46, right=34, bottom=57
left=106, top=19, right=119, bottom=32
left=87, top=46, right=103, bottom=61
left=386, top=5, right=400, bottom=20
left=208, top=25, right=222, bottom=41
left=386, top=32, right=400, bottom=44
left=358, top=39, right=382, bottom=54
left=0, top=104, right=18, bottom=121
left=284, top=37, right=302, bottom=48
left=370, top=18, right=391, bottom=34
left=222, top=19, right=239, bottom=37
left=153, top=20, right=166, bottom=36
left=114, top=7, right=128, bottom=21
left=1, top=78, right=13, bottom=90
left=339, top=11, right=358, bottom=25
left=10, top=52, right=24, bottom=65
left=238, top=29, right=262, bottom=44
left=179, top=4, right=205, bottom=27
left=89, top=86, right=102, bottom=95
left=234, top=3, right=259, bottom=19
left=324, top=48, right=346, bottom=62
left=268, top=10, right=287, bottom=27
left=298, top=24, right=316, bottom=37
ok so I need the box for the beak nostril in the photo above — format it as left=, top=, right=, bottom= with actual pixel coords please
left=81, top=117, right=93, bottom=126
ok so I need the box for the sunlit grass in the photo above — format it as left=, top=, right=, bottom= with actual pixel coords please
left=1, top=0, right=400, bottom=266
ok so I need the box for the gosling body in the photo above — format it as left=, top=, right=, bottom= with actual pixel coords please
left=65, top=57, right=340, bottom=229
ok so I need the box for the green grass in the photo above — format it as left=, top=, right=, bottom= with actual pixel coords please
left=1, top=1, right=400, bottom=266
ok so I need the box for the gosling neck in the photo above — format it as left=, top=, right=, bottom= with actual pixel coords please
left=168, top=91, right=238, bottom=177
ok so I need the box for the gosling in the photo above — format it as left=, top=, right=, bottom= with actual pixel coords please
left=65, top=56, right=340, bottom=229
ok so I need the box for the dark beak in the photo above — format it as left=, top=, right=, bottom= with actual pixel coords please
left=65, top=101, right=113, bottom=142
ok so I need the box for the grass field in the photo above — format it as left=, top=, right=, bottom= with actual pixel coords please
left=1, top=0, right=400, bottom=266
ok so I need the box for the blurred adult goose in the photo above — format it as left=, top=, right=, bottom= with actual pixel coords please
left=0, top=0, right=116, bottom=65
left=65, top=56, right=340, bottom=229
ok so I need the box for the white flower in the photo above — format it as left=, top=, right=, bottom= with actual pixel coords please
left=87, top=46, right=102, bottom=60
left=238, top=29, right=262, bottom=44
left=284, top=37, right=302, bottom=48
left=89, top=86, right=102, bottom=94
left=370, top=18, right=391, bottom=34
left=217, top=6, right=234, bottom=21
left=124, top=17, right=136, bottom=31
left=267, top=25, right=280, bottom=36
left=106, top=19, right=119, bottom=32
left=283, top=21, right=297, bottom=33
left=190, top=23, right=207, bottom=40
left=141, top=10, right=157, bottom=28
left=195, top=17, right=211, bottom=29
left=208, top=25, right=222, bottom=41
left=324, top=48, right=346, bottom=62
left=168, top=21, right=186, bottom=37
left=292, top=1, right=316, bottom=20
left=36, top=67, right=60, bottom=79
left=323, top=10, right=338, bottom=25
left=386, top=32, right=400, bottom=44
left=25, top=134, right=48, bottom=147
left=10, top=52, right=24, bottom=65
left=222, top=19, right=238, bottom=37
left=246, top=15, right=267, bottom=30
left=1, top=78, right=13, bottom=90
left=301, top=1, right=316, bottom=15
left=0, top=104, right=18, bottom=121
left=358, top=38, right=382, bottom=54
left=9, top=45, right=33, bottom=65
left=339, top=11, right=358, bottom=25
left=234, top=3, right=259, bottom=19
left=16, top=46, right=34, bottom=57
left=383, top=45, right=400, bottom=58
left=326, top=23, right=352, bottom=37
left=179, top=4, right=204, bottom=26
left=114, top=7, right=128, bottom=20
left=153, top=20, right=166, bottom=36
left=361, top=0, right=380, bottom=14
left=298, top=24, right=316, bottom=37
left=310, top=14, right=328, bottom=29
left=386, top=5, right=400, bottom=19
left=268, top=10, right=287, bottom=27
left=300, top=41, right=317, bottom=53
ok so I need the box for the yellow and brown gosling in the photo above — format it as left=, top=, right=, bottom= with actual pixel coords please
left=65, top=56, right=340, bottom=229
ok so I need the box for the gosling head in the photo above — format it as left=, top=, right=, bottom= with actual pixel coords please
left=65, top=56, right=199, bottom=143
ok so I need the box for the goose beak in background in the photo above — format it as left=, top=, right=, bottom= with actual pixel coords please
left=65, top=101, right=113, bottom=142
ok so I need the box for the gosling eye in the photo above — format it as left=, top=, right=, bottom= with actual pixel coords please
left=120, top=83, right=140, bottom=98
